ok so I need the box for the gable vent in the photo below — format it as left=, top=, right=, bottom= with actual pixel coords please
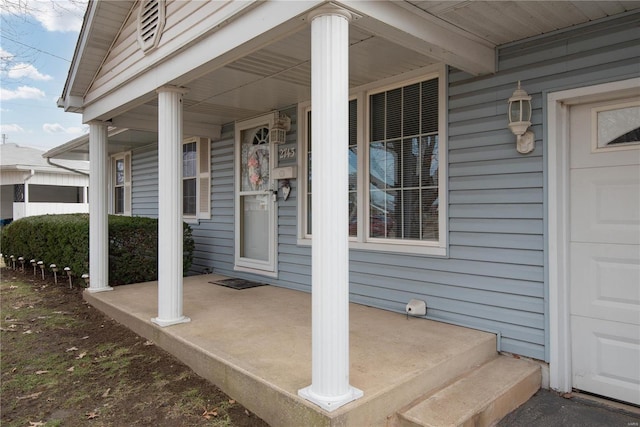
left=137, top=0, right=166, bottom=53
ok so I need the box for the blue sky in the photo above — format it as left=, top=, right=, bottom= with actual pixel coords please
left=1, top=0, right=88, bottom=151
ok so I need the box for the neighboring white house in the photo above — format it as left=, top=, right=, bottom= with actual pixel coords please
left=49, top=0, right=640, bottom=411
left=0, top=143, right=89, bottom=223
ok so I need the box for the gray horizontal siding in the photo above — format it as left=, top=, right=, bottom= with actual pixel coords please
left=443, top=11, right=640, bottom=360
left=195, top=125, right=236, bottom=277
left=131, top=147, right=158, bottom=219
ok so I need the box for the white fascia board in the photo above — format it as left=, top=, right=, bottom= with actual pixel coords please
left=43, top=133, right=90, bottom=159
left=57, top=95, right=84, bottom=112
left=60, top=1, right=97, bottom=111
left=340, top=0, right=495, bottom=76
left=82, top=0, right=322, bottom=123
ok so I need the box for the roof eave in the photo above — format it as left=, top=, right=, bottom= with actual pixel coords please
left=58, top=0, right=97, bottom=113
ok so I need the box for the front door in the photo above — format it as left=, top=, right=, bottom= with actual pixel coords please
left=234, top=115, right=277, bottom=276
left=569, top=97, right=640, bottom=405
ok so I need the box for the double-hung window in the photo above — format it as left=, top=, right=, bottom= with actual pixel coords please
left=300, top=70, right=447, bottom=255
left=111, top=152, right=131, bottom=216
left=182, top=136, right=211, bottom=221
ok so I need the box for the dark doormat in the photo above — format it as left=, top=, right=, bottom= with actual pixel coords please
left=209, top=278, right=266, bottom=290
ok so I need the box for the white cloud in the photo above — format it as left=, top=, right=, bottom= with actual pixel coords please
left=43, top=123, right=87, bottom=135
left=0, top=124, right=25, bottom=133
left=0, top=85, right=46, bottom=100
left=28, top=0, right=87, bottom=32
left=0, top=0, right=87, bottom=32
left=0, top=47, right=15, bottom=61
left=7, top=63, right=52, bottom=81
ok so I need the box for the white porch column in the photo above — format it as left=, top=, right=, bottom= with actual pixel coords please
left=87, top=121, right=112, bottom=293
left=298, top=6, right=363, bottom=412
left=152, top=86, right=191, bottom=327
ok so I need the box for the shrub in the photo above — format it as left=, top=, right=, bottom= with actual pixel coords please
left=1, top=214, right=194, bottom=286
left=1, top=214, right=88, bottom=276
left=108, top=215, right=194, bottom=285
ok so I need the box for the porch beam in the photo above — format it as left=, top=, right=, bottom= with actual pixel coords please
left=151, top=86, right=191, bottom=328
left=298, top=5, right=363, bottom=412
left=341, top=0, right=496, bottom=76
left=87, top=121, right=112, bottom=293
left=110, top=105, right=222, bottom=140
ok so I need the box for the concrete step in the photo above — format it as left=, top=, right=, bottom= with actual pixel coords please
left=398, top=355, right=540, bottom=427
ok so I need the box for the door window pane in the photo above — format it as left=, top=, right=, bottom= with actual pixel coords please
left=597, top=105, right=640, bottom=147
left=241, top=127, right=270, bottom=192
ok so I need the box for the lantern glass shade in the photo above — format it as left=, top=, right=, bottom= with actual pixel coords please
left=269, top=112, right=290, bottom=145
left=508, top=82, right=532, bottom=136
left=270, top=126, right=287, bottom=145
left=509, top=98, right=532, bottom=123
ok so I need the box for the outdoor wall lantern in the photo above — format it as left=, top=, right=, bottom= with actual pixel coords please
left=270, top=112, right=291, bottom=145
left=508, top=81, right=535, bottom=154
left=50, top=264, right=58, bottom=284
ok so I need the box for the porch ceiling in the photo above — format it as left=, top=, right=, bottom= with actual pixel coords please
left=114, top=23, right=440, bottom=135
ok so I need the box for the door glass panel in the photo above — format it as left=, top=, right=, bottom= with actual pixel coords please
left=240, top=195, right=270, bottom=261
left=239, top=125, right=271, bottom=264
left=241, top=127, right=270, bottom=191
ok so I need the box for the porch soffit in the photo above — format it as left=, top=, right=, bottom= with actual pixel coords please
left=65, top=1, right=135, bottom=100
left=410, top=0, right=640, bottom=46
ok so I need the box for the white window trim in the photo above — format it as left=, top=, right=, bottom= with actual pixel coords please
left=182, top=136, right=211, bottom=223
left=297, top=65, right=448, bottom=256
left=110, top=152, right=131, bottom=216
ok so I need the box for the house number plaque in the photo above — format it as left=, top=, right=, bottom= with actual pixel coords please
left=279, top=147, right=296, bottom=160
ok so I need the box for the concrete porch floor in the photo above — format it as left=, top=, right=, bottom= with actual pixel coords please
left=84, top=274, right=536, bottom=427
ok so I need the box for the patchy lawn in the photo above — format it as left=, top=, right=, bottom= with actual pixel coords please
left=0, top=268, right=269, bottom=427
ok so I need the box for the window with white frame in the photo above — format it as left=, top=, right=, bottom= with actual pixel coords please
left=301, top=72, right=447, bottom=254
left=182, top=136, right=211, bottom=220
left=111, top=152, right=131, bottom=216
left=305, top=100, right=358, bottom=237
left=183, top=141, right=197, bottom=216
left=369, top=78, right=440, bottom=242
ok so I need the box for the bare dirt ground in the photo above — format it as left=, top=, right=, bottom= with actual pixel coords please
left=0, top=267, right=270, bottom=427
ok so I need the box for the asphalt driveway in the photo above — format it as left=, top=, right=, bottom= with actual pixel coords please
left=499, top=389, right=640, bottom=427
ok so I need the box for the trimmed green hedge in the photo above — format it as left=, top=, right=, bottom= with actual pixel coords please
left=1, top=214, right=194, bottom=286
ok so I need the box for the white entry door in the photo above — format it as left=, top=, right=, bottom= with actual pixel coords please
left=234, top=115, right=278, bottom=276
left=569, top=97, right=640, bottom=405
